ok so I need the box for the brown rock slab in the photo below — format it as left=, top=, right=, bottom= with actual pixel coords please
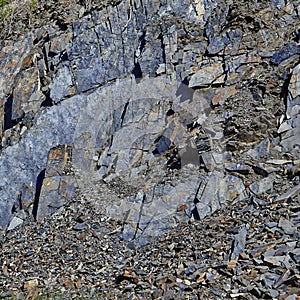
left=36, top=144, right=77, bottom=221
left=211, top=86, right=237, bottom=106
left=46, top=144, right=74, bottom=177
left=12, top=67, right=41, bottom=121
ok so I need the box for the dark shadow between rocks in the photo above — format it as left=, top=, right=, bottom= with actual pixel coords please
left=191, top=206, right=200, bottom=221
left=40, top=90, right=53, bottom=107
left=280, top=71, right=292, bottom=106
left=132, top=62, right=143, bottom=82
left=32, top=169, right=46, bottom=220
left=3, top=94, right=14, bottom=131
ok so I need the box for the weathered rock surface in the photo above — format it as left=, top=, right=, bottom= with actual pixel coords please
left=36, top=144, right=77, bottom=221
left=0, top=0, right=299, bottom=243
left=0, top=1, right=299, bottom=297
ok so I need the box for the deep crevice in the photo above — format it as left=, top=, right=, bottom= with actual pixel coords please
left=3, top=94, right=14, bottom=131
left=280, top=72, right=292, bottom=104
left=42, top=45, right=50, bottom=74
left=11, top=194, right=22, bottom=214
left=132, top=62, right=143, bottom=79
left=60, top=51, right=69, bottom=61
left=107, top=16, right=113, bottom=33
left=133, top=194, right=146, bottom=240
left=158, top=32, right=166, bottom=64
left=293, top=28, right=300, bottom=43
left=133, top=0, right=137, bottom=10
left=191, top=206, right=201, bottom=220
left=152, top=135, right=171, bottom=155
left=166, top=108, right=175, bottom=116
left=120, top=101, right=129, bottom=127
left=40, top=90, right=53, bottom=107
left=32, top=169, right=46, bottom=221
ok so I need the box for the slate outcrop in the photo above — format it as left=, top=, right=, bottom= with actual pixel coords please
left=0, top=0, right=299, bottom=297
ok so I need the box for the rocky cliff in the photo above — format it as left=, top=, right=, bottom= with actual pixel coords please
left=0, top=0, right=299, bottom=297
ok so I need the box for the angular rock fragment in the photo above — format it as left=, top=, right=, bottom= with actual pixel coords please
left=275, top=184, right=300, bottom=202
left=49, top=64, right=74, bottom=103
left=280, top=63, right=300, bottom=158
left=207, top=34, right=231, bottom=55
left=261, top=273, right=281, bottom=289
left=0, top=36, right=36, bottom=135
left=7, top=215, right=24, bottom=231
left=273, top=269, right=291, bottom=288
left=270, top=42, right=300, bottom=65
left=246, top=139, right=270, bottom=159
left=249, top=177, right=274, bottom=195
left=195, top=173, right=246, bottom=220
left=11, top=67, right=42, bottom=122
left=230, top=226, right=247, bottom=261
left=18, top=183, right=35, bottom=212
left=23, top=279, right=38, bottom=290
left=189, top=63, right=225, bottom=88
left=277, top=121, right=292, bottom=134
left=289, top=64, right=300, bottom=99
left=45, top=144, right=74, bottom=177
left=278, top=217, right=296, bottom=235
left=263, top=255, right=285, bottom=266
left=211, top=86, right=237, bottom=106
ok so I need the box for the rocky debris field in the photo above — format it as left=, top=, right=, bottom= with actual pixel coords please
left=0, top=0, right=300, bottom=298
left=0, top=186, right=299, bottom=299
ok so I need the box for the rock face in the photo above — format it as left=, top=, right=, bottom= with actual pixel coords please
left=0, top=0, right=299, bottom=247
left=36, top=144, right=77, bottom=221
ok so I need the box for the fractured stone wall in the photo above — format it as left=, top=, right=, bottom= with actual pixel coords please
left=0, top=0, right=299, bottom=245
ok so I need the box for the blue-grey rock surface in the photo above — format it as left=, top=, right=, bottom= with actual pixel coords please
left=0, top=0, right=299, bottom=248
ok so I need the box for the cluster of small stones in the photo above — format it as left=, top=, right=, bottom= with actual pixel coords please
left=0, top=0, right=299, bottom=242
left=0, top=186, right=299, bottom=299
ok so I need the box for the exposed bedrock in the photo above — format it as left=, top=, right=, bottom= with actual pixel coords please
left=0, top=0, right=299, bottom=245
